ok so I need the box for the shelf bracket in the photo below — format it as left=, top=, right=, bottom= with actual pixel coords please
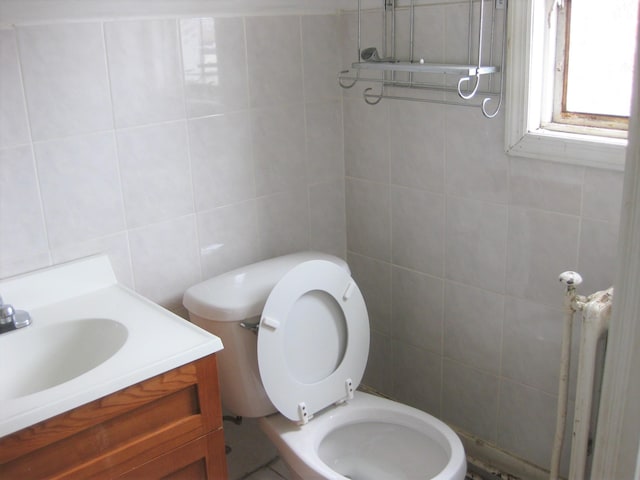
left=363, top=86, right=384, bottom=105
left=457, top=75, right=481, bottom=100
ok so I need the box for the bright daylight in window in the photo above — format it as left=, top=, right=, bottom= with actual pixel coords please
left=549, top=0, right=638, bottom=134
left=505, top=0, right=639, bottom=170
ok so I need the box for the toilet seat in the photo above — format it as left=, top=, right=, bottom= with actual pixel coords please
left=257, top=260, right=369, bottom=424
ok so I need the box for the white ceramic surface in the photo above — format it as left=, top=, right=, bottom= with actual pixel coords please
left=0, top=318, right=128, bottom=400
left=0, top=254, right=222, bottom=437
left=259, top=391, right=467, bottom=480
left=0, top=29, right=29, bottom=148
left=16, top=23, right=113, bottom=141
left=0, top=146, right=48, bottom=263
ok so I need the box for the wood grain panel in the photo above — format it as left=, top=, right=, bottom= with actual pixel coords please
left=0, top=354, right=227, bottom=480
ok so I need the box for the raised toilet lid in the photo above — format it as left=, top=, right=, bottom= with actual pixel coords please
left=257, top=260, right=369, bottom=424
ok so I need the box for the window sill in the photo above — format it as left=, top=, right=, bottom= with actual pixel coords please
left=507, top=128, right=627, bottom=172
left=504, top=0, right=627, bottom=172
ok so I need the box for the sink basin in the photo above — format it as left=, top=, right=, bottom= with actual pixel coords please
left=0, top=318, right=128, bottom=400
left=0, top=254, right=223, bottom=438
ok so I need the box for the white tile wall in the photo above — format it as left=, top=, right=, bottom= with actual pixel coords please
left=17, top=23, right=113, bottom=141
left=188, top=112, right=255, bottom=210
left=180, top=17, right=249, bottom=118
left=246, top=15, right=304, bottom=108
left=0, top=146, right=48, bottom=262
left=0, top=13, right=345, bottom=316
left=34, top=132, right=126, bottom=247
left=116, top=121, right=193, bottom=228
left=341, top=3, right=623, bottom=475
left=0, top=30, right=29, bottom=148
left=105, top=19, right=186, bottom=128
left=0, top=3, right=625, bottom=476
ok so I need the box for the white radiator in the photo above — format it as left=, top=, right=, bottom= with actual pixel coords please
left=552, top=273, right=613, bottom=480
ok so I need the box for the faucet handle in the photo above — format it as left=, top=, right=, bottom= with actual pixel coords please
left=0, top=303, right=15, bottom=324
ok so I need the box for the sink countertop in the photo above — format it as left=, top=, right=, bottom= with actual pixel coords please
left=0, top=255, right=223, bottom=438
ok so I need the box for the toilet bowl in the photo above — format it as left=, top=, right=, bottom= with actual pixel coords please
left=260, top=391, right=466, bottom=480
left=183, top=252, right=466, bottom=480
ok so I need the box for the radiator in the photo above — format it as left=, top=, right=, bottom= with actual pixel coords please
left=552, top=273, right=613, bottom=480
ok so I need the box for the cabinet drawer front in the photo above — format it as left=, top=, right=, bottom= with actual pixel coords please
left=119, top=429, right=227, bottom=480
left=0, top=355, right=224, bottom=479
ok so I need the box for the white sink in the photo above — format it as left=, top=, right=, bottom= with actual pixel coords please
left=0, top=318, right=128, bottom=400
left=0, top=255, right=223, bottom=437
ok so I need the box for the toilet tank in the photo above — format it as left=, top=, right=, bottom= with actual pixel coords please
left=183, top=252, right=349, bottom=417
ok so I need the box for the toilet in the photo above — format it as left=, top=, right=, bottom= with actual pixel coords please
left=184, top=252, right=466, bottom=480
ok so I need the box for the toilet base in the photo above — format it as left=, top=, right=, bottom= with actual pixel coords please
left=259, top=391, right=467, bottom=480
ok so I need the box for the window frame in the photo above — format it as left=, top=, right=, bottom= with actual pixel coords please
left=504, top=0, right=627, bottom=171
left=551, top=0, right=630, bottom=132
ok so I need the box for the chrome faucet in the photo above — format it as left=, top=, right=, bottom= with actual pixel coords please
left=0, top=295, right=32, bottom=334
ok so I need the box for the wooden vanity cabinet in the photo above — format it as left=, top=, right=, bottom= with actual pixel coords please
left=0, top=354, right=228, bottom=479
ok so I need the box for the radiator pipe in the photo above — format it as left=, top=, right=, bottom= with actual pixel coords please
left=551, top=272, right=586, bottom=480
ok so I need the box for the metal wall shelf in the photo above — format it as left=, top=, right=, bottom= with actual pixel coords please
left=338, top=0, right=507, bottom=118
left=351, top=61, right=500, bottom=77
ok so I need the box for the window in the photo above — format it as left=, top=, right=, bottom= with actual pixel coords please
left=549, top=0, right=637, bottom=134
left=505, top=0, right=638, bottom=170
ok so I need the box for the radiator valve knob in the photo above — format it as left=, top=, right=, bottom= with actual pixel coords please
left=558, top=271, right=583, bottom=287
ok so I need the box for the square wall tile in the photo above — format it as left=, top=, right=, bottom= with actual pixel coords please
left=445, top=195, right=507, bottom=293
left=301, top=15, right=342, bottom=101
left=343, top=98, right=389, bottom=183
left=445, top=107, right=508, bottom=204
left=506, top=207, right=580, bottom=306
left=577, top=219, right=619, bottom=294
left=306, top=101, right=344, bottom=183
left=0, top=29, right=29, bottom=148
left=197, top=200, right=261, bottom=279
left=391, top=185, right=444, bottom=277
left=34, top=132, right=125, bottom=247
left=0, top=146, right=48, bottom=262
left=444, top=3, right=473, bottom=64
left=502, top=297, right=563, bottom=394
left=347, top=252, right=391, bottom=336
left=389, top=101, right=445, bottom=193
left=180, top=17, right=248, bottom=117
left=442, top=359, right=498, bottom=442
left=498, top=380, right=558, bottom=469
left=346, top=178, right=391, bottom=261
left=189, top=111, right=255, bottom=211
left=129, top=215, right=200, bottom=311
left=394, top=5, right=445, bottom=64
left=582, top=168, right=624, bottom=224
left=252, top=105, right=307, bottom=197
left=17, top=23, right=112, bottom=141
left=309, top=180, right=346, bottom=258
left=392, top=339, right=442, bottom=416
left=117, top=121, right=193, bottom=228
left=509, top=157, right=584, bottom=215
left=444, top=281, right=504, bottom=375
left=105, top=19, right=185, bottom=128
left=363, top=330, right=393, bottom=396
left=246, top=15, right=303, bottom=108
left=256, top=188, right=309, bottom=258
left=392, top=266, right=443, bottom=354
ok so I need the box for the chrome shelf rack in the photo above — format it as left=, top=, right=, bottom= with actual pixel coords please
left=338, top=0, right=507, bottom=118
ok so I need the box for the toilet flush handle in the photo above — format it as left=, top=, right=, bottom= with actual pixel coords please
left=240, top=321, right=260, bottom=334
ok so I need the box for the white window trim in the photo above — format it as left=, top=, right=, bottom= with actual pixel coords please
left=504, top=0, right=627, bottom=172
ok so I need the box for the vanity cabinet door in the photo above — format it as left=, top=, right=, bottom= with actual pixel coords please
left=0, top=354, right=228, bottom=480
left=120, top=429, right=226, bottom=479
